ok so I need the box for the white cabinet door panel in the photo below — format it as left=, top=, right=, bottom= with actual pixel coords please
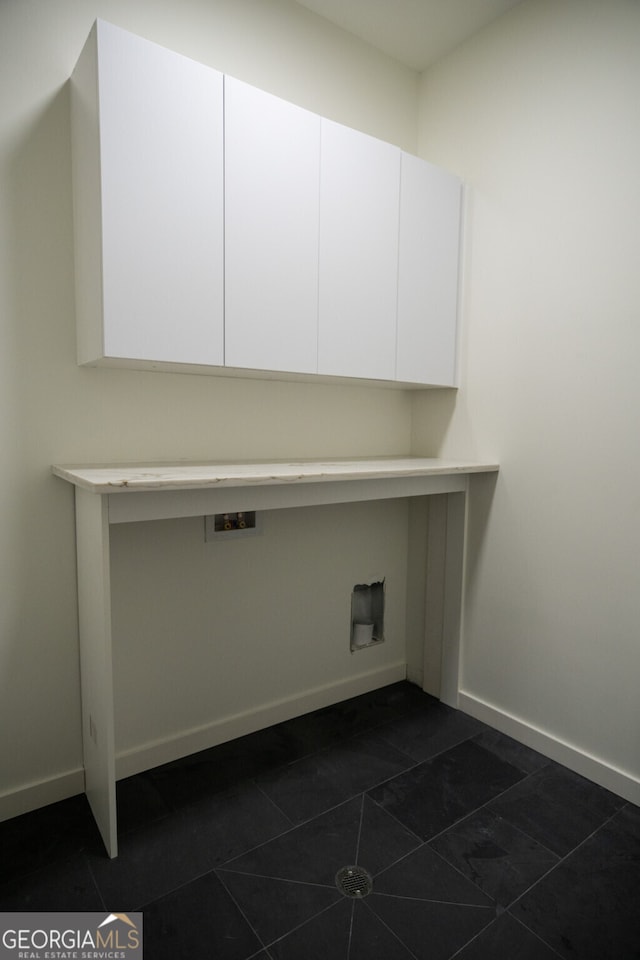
left=318, top=120, right=400, bottom=381
left=96, top=21, right=224, bottom=366
left=224, top=77, right=320, bottom=374
left=72, top=20, right=462, bottom=387
left=397, top=152, right=461, bottom=386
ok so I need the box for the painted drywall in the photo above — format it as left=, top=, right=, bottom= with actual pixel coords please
left=0, top=0, right=419, bottom=813
left=414, top=0, right=640, bottom=799
left=110, top=501, right=409, bottom=767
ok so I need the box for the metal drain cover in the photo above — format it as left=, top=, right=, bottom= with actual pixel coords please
left=335, top=865, right=373, bottom=898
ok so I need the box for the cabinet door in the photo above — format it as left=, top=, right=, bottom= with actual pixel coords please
left=74, top=20, right=224, bottom=366
left=224, top=77, right=320, bottom=374
left=396, top=153, right=461, bottom=386
left=318, top=120, right=401, bottom=381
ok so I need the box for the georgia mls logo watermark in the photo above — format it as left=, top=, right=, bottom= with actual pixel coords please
left=0, top=913, right=142, bottom=960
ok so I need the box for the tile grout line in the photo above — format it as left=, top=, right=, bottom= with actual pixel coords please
left=353, top=793, right=366, bottom=864
left=505, top=802, right=627, bottom=917
left=424, top=764, right=548, bottom=848
left=363, top=793, right=425, bottom=871
left=361, top=897, right=422, bottom=960
left=261, top=897, right=342, bottom=953
left=370, top=890, right=495, bottom=909
left=216, top=868, right=338, bottom=891
left=508, top=914, right=567, bottom=960
left=346, top=899, right=356, bottom=960
left=252, top=778, right=298, bottom=832
left=213, top=866, right=271, bottom=956
left=445, top=910, right=566, bottom=960
left=492, top=804, right=632, bottom=958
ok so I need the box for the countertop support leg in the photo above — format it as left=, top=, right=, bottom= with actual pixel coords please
left=75, top=488, right=118, bottom=858
left=424, top=489, right=468, bottom=708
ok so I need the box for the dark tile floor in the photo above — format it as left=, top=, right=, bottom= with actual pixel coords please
left=1, top=682, right=639, bottom=958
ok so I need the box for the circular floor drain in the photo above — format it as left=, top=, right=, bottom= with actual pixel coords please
left=335, top=865, right=373, bottom=898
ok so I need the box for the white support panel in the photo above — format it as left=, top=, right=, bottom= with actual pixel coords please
left=224, top=77, right=321, bottom=374
left=426, top=489, right=469, bottom=709
left=83, top=20, right=224, bottom=365
left=75, top=487, right=118, bottom=858
left=107, top=474, right=470, bottom=524
left=397, top=153, right=462, bottom=386
left=423, top=494, right=447, bottom=698
left=318, top=119, right=401, bottom=381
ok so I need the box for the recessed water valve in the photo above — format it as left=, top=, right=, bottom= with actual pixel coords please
left=204, top=511, right=260, bottom=541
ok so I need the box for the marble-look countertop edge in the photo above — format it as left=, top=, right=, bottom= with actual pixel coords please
left=52, top=458, right=499, bottom=494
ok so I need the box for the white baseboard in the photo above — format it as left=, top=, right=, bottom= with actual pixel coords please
left=0, top=769, right=85, bottom=823
left=0, top=664, right=406, bottom=821
left=5, top=672, right=635, bottom=824
left=116, top=662, right=407, bottom=779
left=459, top=690, right=640, bottom=806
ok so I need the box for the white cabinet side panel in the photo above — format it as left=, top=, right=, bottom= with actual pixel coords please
left=71, top=24, right=104, bottom=365
left=397, top=153, right=461, bottom=386
left=75, top=488, right=117, bottom=857
left=318, top=120, right=400, bottom=381
left=224, top=77, right=320, bottom=374
left=97, top=20, right=224, bottom=365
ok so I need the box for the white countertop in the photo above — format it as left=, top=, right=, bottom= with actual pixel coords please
left=52, top=457, right=499, bottom=494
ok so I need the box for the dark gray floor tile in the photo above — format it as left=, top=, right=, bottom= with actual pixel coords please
left=221, top=796, right=362, bottom=886
left=613, top=801, right=640, bottom=838
left=261, top=892, right=430, bottom=960
left=430, top=808, right=559, bottom=906
left=455, top=911, right=561, bottom=959
left=319, top=730, right=415, bottom=792
left=277, top=682, right=428, bottom=756
left=141, top=870, right=263, bottom=960
left=115, top=773, right=171, bottom=834
left=367, top=892, right=495, bottom=960
left=510, top=802, right=640, bottom=959
left=488, top=763, right=625, bottom=856
left=0, top=853, right=104, bottom=911
left=368, top=739, right=526, bottom=841
left=373, top=843, right=492, bottom=906
left=267, top=898, right=352, bottom=959
left=257, top=731, right=412, bottom=824
left=356, top=795, right=421, bottom=876
left=147, top=725, right=305, bottom=810
left=472, top=729, right=549, bottom=774
left=0, top=794, right=100, bottom=884
left=256, top=752, right=344, bottom=824
left=217, top=870, right=341, bottom=944
left=222, top=792, right=426, bottom=901
left=377, top=700, right=488, bottom=762
left=4, top=685, right=634, bottom=960
left=350, top=900, right=418, bottom=959
left=89, top=782, right=291, bottom=908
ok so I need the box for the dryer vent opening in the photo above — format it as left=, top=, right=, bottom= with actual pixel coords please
left=350, top=580, right=385, bottom=651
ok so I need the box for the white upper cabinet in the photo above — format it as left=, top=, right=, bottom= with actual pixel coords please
left=224, top=77, right=321, bottom=375
left=318, top=120, right=401, bottom=381
left=71, top=20, right=224, bottom=367
left=397, top=153, right=461, bottom=386
left=71, top=20, right=462, bottom=387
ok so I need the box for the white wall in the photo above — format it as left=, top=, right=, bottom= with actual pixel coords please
left=0, top=0, right=419, bottom=814
left=111, top=501, right=410, bottom=772
left=6, top=0, right=637, bottom=819
left=414, top=0, right=640, bottom=800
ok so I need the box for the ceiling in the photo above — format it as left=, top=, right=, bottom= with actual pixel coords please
left=294, top=0, right=524, bottom=71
